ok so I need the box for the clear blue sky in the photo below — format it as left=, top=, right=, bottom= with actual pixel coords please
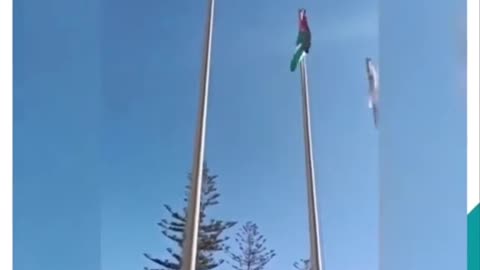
left=13, top=0, right=466, bottom=270
left=380, top=0, right=466, bottom=269
left=14, top=0, right=101, bottom=269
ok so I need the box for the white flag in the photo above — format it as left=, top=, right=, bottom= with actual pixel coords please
left=366, top=58, right=379, bottom=128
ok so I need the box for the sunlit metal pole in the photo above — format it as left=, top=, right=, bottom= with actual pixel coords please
left=181, top=0, right=215, bottom=270
left=299, top=57, right=324, bottom=270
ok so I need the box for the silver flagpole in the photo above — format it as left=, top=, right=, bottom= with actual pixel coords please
left=299, top=57, right=324, bottom=270
left=181, top=0, right=215, bottom=270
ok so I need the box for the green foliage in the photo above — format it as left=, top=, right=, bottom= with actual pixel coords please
left=293, top=259, right=310, bottom=270
left=144, top=165, right=236, bottom=270
left=227, top=222, right=276, bottom=270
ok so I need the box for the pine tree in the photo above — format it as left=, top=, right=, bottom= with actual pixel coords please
left=293, top=259, right=310, bottom=270
left=226, top=222, right=276, bottom=270
left=144, top=165, right=236, bottom=270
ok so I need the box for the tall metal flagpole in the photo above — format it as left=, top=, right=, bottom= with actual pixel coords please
left=181, top=0, right=215, bottom=270
left=299, top=57, right=324, bottom=270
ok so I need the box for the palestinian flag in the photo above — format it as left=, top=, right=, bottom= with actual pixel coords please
left=290, top=8, right=311, bottom=72
left=468, top=171, right=480, bottom=270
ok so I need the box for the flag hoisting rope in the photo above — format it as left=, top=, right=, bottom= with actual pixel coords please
left=293, top=8, right=324, bottom=270
left=181, top=0, right=215, bottom=270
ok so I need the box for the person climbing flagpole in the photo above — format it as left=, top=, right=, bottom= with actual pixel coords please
left=290, top=9, right=324, bottom=270
left=181, top=0, right=215, bottom=270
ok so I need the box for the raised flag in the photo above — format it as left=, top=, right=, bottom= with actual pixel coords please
left=290, top=9, right=312, bottom=72
left=366, top=58, right=379, bottom=128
